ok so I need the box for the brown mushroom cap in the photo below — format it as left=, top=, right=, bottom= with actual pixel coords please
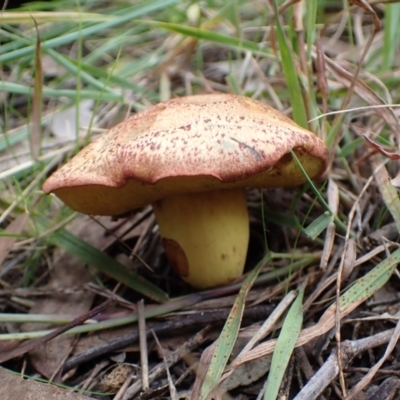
left=43, top=94, right=328, bottom=215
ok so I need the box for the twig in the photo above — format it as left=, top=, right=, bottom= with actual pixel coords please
left=63, top=305, right=271, bottom=371
left=293, top=328, right=396, bottom=400
left=346, top=318, right=400, bottom=399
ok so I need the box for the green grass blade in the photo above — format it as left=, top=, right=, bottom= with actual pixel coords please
left=381, top=3, right=400, bottom=71
left=303, top=212, right=332, bottom=240
left=291, top=150, right=349, bottom=236
left=143, top=21, right=273, bottom=58
left=272, top=1, right=308, bottom=128
left=337, top=248, right=400, bottom=311
left=33, top=216, right=169, bottom=303
left=306, top=0, right=317, bottom=61
left=0, top=294, right=202, bottom=339
left=0, top=81, right=122, bottom=102
left=45, top=48, right=118, bottom=95
left=0, top=0, right=179, bottom=63
left=198, top=259, right=264, bottom=399
left=264, top=285, right=304, bottom=400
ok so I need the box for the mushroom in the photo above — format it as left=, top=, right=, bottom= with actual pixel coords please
left=42, top=94, right=328, bottom=289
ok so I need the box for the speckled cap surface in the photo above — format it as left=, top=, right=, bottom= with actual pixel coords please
left=43, top=94, right=329, bottom=215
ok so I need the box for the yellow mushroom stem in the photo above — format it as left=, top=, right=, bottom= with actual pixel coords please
left=152, top=189, right=250, bottom=289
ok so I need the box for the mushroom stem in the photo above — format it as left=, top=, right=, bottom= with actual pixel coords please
left=152, top=189, right=249, bottom=289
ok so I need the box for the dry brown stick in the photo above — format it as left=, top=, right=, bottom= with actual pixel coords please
left=367, top=377, right=400, bottom=400
left=113, top=371, right=135, bottom=400
left=293, top=328, right=396, bottom=400
left=346, top=368, right=400, bottom=379
left=64, top=304, right=271, bottom=371
left=346, top=318, right=400, bottom=399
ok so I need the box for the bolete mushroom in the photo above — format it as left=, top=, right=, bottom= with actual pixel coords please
left=42, top=94, right=328, bottom=289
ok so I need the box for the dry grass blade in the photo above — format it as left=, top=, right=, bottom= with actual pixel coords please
left=335, top=172, right=373, bottom=396
left=363, top=135, right=400, bottom=212
left=349, top=0, right=382, bottom=31
left=324, top=56, right=400, bottom=137
left=363, top=134, right=400, bottom=160
left=371, top=155, right=400, bottom=230
left=331, top=0, right=381, bottom=133
left=315, top=38, right=329, bottom=139
left=152, top=332, right=179, bottom=400
left=320, top=179, right=339, bottom=270
left=0, top=11, right=113, bottom=23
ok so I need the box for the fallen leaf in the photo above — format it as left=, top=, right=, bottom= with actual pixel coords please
left=0, top=367, right=91, bottom=400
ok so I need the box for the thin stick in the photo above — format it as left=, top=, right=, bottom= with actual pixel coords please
left=152, top=331, right=178, bottom=400
left=294, top=328, right=396, bottom=400
left=137, top=299, right=149, bottom=391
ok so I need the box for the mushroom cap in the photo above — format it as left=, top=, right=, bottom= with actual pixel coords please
left=43, top=94, right=329, bottom=215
